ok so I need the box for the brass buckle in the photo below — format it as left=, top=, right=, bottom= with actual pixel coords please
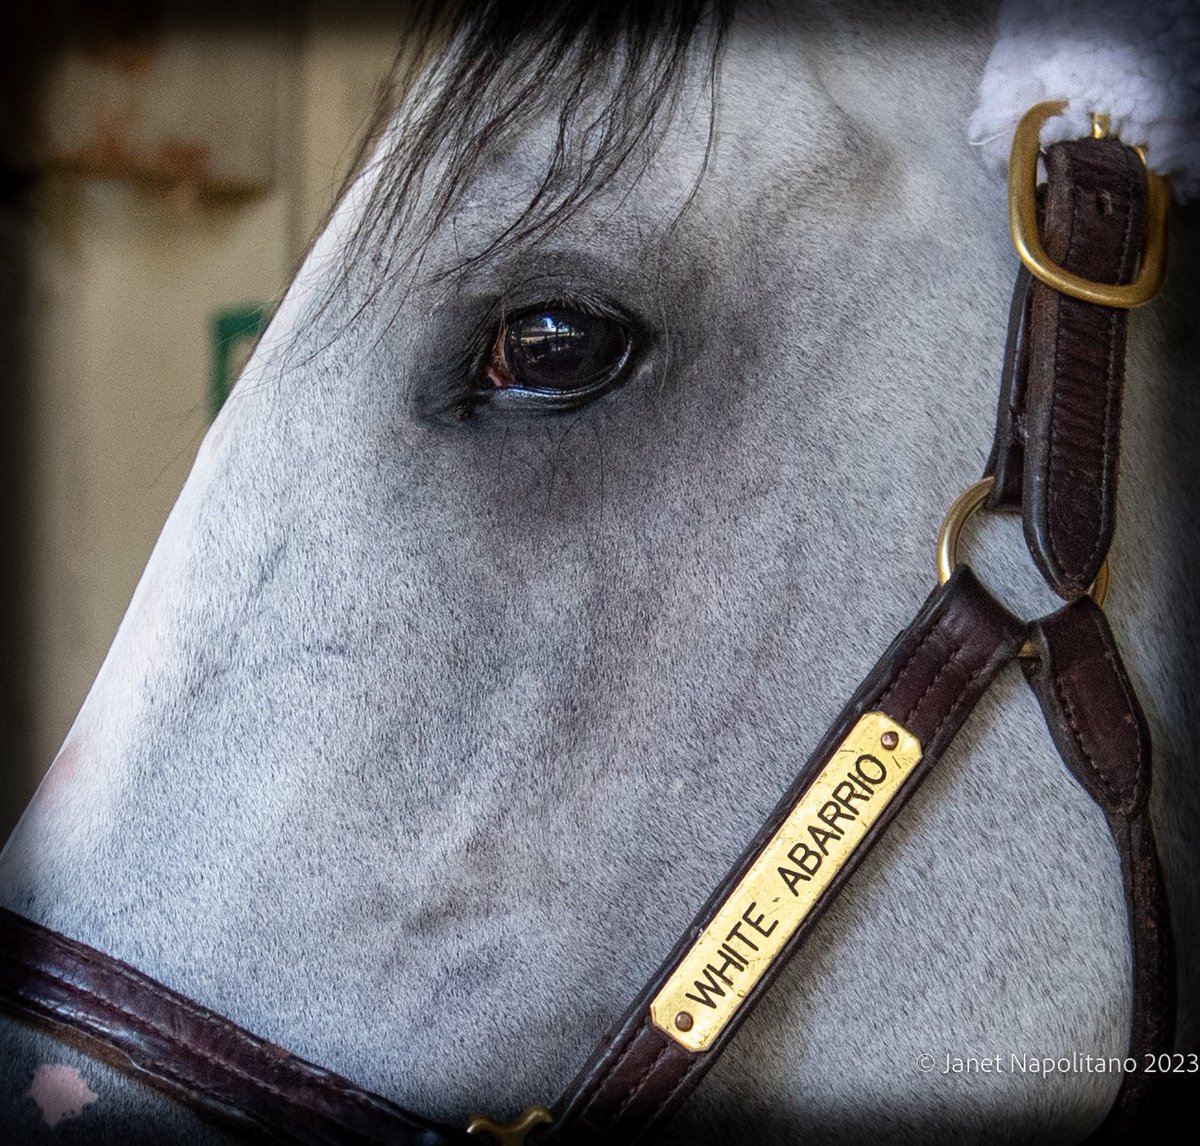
left=935, top=476, right=1109, bottom=658
left=466, top=1105, right=553, bottom=1145
left=1008, top=100, right=1169, bottom=308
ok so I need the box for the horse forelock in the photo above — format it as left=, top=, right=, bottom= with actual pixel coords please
left=342, top=0, right=734, bottom=288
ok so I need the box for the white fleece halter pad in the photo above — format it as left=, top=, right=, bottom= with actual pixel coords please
left=969, top=0, right=1200, bottom=200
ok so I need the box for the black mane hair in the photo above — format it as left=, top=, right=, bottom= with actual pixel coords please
left=345, top=0, right=735, bottom=284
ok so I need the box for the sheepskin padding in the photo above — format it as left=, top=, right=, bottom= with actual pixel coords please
left=970, top=0, right=1200, bottom=199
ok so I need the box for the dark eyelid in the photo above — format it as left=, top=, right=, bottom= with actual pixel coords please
left=410, top=284, right=648, bottom=424
left=455, top=296, right=640, bottom=416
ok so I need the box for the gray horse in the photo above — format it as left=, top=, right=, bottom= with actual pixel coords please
left=2, top=2, right=1196, bottom=1142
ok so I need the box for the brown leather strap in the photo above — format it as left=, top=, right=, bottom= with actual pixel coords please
left=1022, top=599, right=1175, bottom=1139
left=0, top=907, right=470, bottom=1146
left=984, top=139, right=1148, bottom=597
left=985, top=263, right=1034, bottom=510
left=547, top=568, right=1026, bottom=1143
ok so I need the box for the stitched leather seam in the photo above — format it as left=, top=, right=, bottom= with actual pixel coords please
left=64, top=946, right=396, bottom=1118
left=1132, top=829, right=1167, bottom=978
left=610, top=1039, right=673, bottom=1125
left=1083, top=156, right=1137, bottom=574
left=1089, top=305, right=1118, bottom=572
left=900, top=640, right=964, bottom=731
left=6, top=964, right=372, bottom=1140
left=1041, top=607, right=1146, bottom=815
left=1047, top=656, right=1122, bottom=809
left=1085, top=605, right=1145, bottom=810
left=876, top=614, right=945, bottom=715
left=1080, top=155, right=1139, bottom=576
left=3, top=941, right=407, bottom=1135
left=1043, top=147, right=1137, bottom=582
left=1114, top=153, right=1140, bottom=281
left=1093, top=629, right=1144, bottom=799
left=1140, top=830, right=1170, bottom=997
left=575, top=1015, right=649, bottom=1124
left=1114, top=815, right=1171, bottom=1086
left=925, top=653, right=994, bottom=749
left=1043, top=159, right=1085, bottom=580
left=628, top=1053, right=706, bottom=1146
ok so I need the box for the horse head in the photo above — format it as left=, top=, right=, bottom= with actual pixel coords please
left=3, top=2, right=1197, bottom=1141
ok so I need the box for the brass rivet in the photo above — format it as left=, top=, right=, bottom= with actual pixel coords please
left=675, top=1011, right=693, bottom=1032
left=880, top=730, right=899, bottom=750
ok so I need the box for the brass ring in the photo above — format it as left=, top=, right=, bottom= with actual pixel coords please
left=936, top=476, right=995, bottom=586
left=936, top=476, right=1109, bottom=656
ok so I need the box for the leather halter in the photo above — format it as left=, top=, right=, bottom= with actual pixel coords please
left=0, top=106, right=1176, bottom=1143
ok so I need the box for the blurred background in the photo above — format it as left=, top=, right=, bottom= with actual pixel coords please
left=0, top=1, right=421, bottom=839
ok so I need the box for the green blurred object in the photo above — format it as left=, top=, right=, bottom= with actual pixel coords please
left=211, top=305, right=270, bottom=417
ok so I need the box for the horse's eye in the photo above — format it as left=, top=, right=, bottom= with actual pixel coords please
left=482, top=307, right=632, bottom=411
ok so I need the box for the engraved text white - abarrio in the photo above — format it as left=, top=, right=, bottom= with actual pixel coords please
left=649, top=711, right=922, bottom=1051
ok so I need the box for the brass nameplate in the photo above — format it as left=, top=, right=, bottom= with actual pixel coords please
left=650, top=711, right=922, bottom=1052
